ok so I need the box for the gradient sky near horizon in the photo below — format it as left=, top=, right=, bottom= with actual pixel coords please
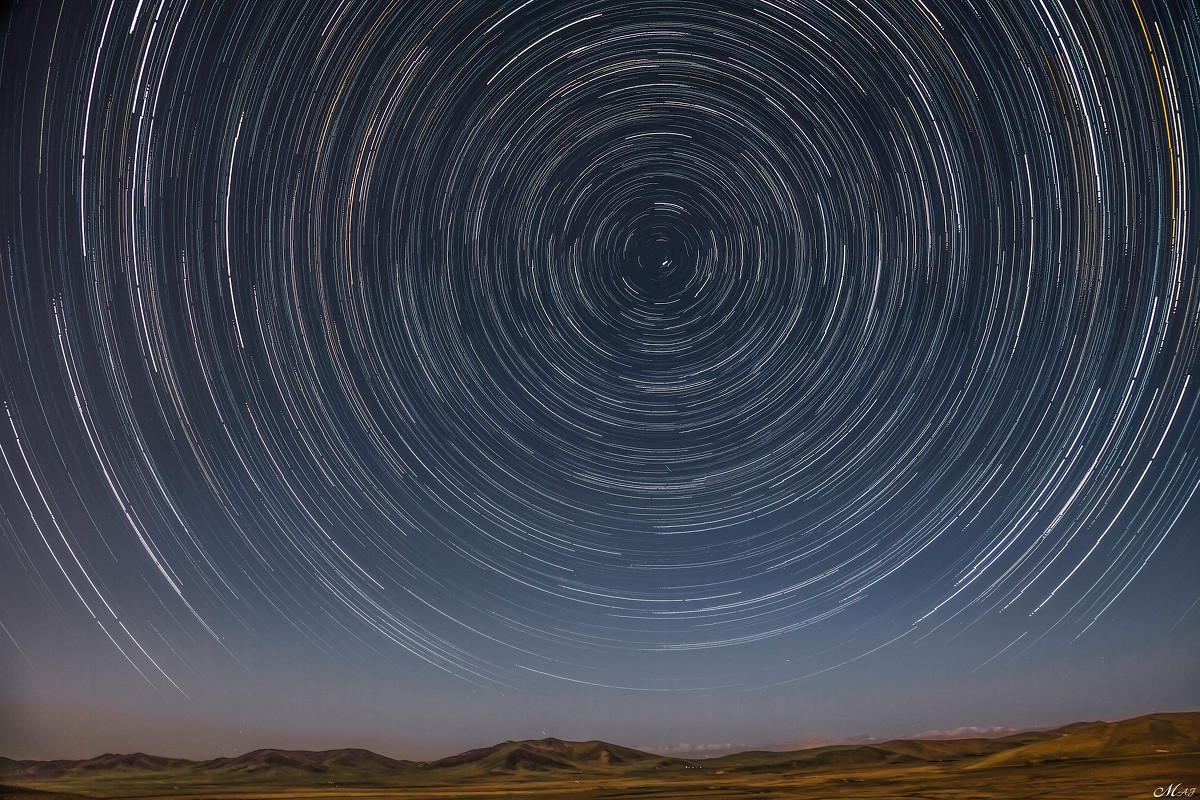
left=2, top=0, right=1198, bottom=762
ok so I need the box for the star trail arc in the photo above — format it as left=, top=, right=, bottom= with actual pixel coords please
left=1, top=0, right=1197, bottom=696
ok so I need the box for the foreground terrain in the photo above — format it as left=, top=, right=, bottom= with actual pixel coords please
left=3, top=712, right=1197, bottom=799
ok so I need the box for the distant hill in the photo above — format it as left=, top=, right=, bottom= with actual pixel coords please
left=423, top=737, right=691, bottom=775
left=700, top=743, right=914, bottom=773
left=0, top=754, right=191, bottom=781
left=693, top=723, right=1072, bottom=774
left=0, top=749, right=417, bottom=784
left=194, top=748, right=417, bottom=775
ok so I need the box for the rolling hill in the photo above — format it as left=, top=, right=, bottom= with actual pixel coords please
left=424, top=737, right=692, bottom=775
left=967, top=711, right=1200, bottom=769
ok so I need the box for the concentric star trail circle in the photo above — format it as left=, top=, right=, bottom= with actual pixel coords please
left=2, top=0, right=1197, bottom=692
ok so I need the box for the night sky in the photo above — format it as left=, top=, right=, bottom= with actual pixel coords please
left=2, top=0, right=1198, bottom=761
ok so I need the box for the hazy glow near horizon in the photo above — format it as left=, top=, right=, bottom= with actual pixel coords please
left=1, top=0, right=1197, bottom=761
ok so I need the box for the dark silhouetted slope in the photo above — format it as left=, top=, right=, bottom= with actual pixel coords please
left=424, top=737, right=691, bottom=775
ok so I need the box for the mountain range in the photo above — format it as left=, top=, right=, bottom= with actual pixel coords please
left=2, top=711, right=1197, bottom=799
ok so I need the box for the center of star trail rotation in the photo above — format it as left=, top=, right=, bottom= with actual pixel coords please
left=1, top=0, right=1196, bottom=694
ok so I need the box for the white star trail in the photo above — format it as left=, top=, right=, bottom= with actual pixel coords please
left=1, top=0, right=1197, bottom=702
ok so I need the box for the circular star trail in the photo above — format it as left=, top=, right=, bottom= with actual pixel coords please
left=2, top=0, right=1198, bottom=693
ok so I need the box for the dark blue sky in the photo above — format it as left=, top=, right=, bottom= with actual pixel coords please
left=1, top=0, right=1198, bottom=761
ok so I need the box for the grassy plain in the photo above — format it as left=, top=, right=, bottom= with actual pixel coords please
left=4, top=755, right=1199, bottom=800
